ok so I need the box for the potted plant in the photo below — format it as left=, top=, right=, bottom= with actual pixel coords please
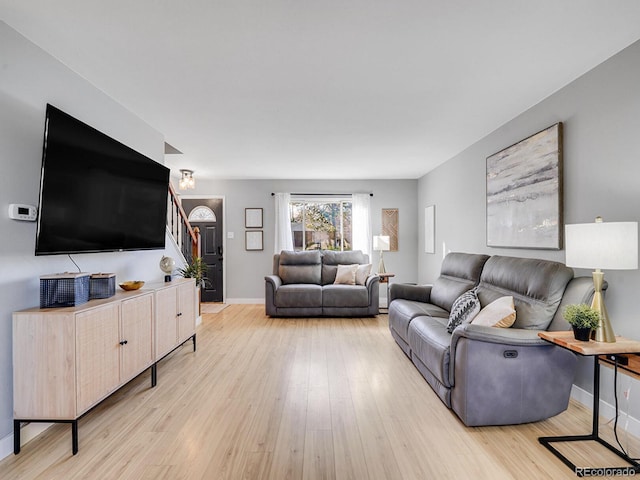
left=177, top=257, right=209, bottom=315
left=562, top=304, right=600, bottom=341
left=177, top=256, right=209, bottom=288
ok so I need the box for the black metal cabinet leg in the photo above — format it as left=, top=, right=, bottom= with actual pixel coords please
left=151, top=363, right=157, bottom=387
left=72, top=420, right=78, bottom=455
left=14, top=420, right=20, bottom=454
left=192, top=333, right=197, bottom=352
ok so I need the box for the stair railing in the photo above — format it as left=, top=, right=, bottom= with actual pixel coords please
left=167, top=182, right=201, bottom=263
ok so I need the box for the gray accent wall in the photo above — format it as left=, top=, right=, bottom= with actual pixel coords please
left=417, top=39, right=640, bottom=419
left=0, top=23, right=180, bottom=446
left=182, top=179, right=418, bottom=302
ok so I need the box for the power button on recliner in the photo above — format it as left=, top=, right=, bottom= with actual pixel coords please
left=504, top=350, right=518, bottom=359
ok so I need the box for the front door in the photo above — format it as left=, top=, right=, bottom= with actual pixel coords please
left=182, top=198, right=224, bottom=302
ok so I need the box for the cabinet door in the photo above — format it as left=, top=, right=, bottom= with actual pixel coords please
left=177, top=282, right=196, bottom=343
left=120, top=293, right=154, bottom=383
left=155, top=287, right=178, bottom=359
left=76, top=303, right=120, bottom=414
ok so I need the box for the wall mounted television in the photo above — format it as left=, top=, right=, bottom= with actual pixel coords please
left=35, top=104, right=170, bottom=255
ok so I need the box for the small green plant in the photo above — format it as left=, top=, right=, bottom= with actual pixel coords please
left=562, top=304, right=600, bottom=330
left=177, top=256, right=209, bottom=288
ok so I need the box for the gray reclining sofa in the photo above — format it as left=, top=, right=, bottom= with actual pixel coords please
left=389, top=252, right=599, bottom=426
left=265, top=250, right=379, bottom=317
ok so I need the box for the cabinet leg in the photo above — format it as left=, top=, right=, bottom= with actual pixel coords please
left=151, top=363, right=157, bottom=387
left=72, top=420, right=78, bottom=455
left=192, top=333, right=197, bottom=352
left=14, top=420, right=20, bottom=454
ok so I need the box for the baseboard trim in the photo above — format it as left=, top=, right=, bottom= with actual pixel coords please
left=226, top=298, right=265, bottom=304
left=0, top=422, right=53, bottom=461
left=571, top=385, right=640, bottom=439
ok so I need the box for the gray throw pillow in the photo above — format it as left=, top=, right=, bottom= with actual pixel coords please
left=447, top=288, right=480, bottom=333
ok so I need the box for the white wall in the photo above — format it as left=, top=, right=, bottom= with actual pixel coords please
left=0, top=22, right=180, bottom=450
left=416, top=39, right=640, bottom=422
left=179, top=178, right=419, bottom=303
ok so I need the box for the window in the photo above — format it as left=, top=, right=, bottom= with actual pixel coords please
left=290, top=198, right=352, bottom=251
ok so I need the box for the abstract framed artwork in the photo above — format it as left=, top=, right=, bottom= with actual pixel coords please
left=245, top=208, right=263, bottom=228
left=245, top=230, right=263, bottom=251
left=382, top=208, right=399, bottom=251
left=424, top=205, right=435, bottom=254
left=486, top=123, right=563, bottom=249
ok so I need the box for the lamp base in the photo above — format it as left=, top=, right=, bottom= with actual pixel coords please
left=378, top=254, right=386, bottom=274
left=591, top=270, right=616, bottom=343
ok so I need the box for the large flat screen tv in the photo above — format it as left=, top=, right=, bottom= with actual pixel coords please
left=35, top=104, right=170, bottom=255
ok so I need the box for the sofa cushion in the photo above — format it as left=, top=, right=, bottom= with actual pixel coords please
left=356, top=264, right=372, bottom=285
left=388, top=299, right=449, bottom=345
left=472, top=296, right=516, bottom=328
left=323, top=284, right=369, bottom=307
left=278, top=250, right=322, bottom=285
left=408, top=315, right=453, bottom=387
left=447, top=288, right=480, bottom=333
left=275, top=284, right=322, bottom=308
left=334, top=264, right=358, bottom=285
left=476, top=256, right=573, bottom=330
left=321, top=250, right=368, bottom=285
left=430, top=253, right=490, bottom=311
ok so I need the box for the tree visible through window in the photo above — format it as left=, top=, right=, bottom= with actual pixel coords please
left=290, top=200, right=352, bottom=251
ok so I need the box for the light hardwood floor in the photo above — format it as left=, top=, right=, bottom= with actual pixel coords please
left=2, top=304, right=638, bottom=479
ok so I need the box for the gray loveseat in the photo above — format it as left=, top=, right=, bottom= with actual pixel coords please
left=389, top=252, right=599, bottom=426
left=265, top=250, right=379, bottom=317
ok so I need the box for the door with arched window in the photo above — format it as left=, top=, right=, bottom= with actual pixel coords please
left=182, top=198, right=224, bottom=302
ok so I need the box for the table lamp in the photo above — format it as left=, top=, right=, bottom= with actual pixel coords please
left=564, top=217, right=638, bottom=342
left=373, top=235, right=390, bottom=274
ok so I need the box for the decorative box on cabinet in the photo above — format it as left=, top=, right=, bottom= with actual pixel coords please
left=12, top=278, right=196, bottom=455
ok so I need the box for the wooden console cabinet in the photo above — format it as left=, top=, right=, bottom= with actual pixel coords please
left=12, top=278, right=196, bottom=455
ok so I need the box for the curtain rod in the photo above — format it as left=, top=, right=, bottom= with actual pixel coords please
left=270, top=192, right=373, bottom=196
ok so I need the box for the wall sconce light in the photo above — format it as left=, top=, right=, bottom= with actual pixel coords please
left=179, top=169, right=195, bottom=190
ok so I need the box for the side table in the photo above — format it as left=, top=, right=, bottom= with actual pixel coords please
left=378, top=273, right=395, bottom=313
left=538, top=331, right=640, bottom=474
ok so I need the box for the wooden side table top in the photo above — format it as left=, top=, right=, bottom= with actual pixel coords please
left=538, top=331, right=640, bottom=356
left=377, top=273, right=395, bottom=283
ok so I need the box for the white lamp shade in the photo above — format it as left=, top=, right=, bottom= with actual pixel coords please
left=373, top=235, right=390, bottom=252
left=565, top=221, right=638, bottom=270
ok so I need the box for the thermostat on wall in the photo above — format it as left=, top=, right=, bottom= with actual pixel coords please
left=8, top=204, right=37, bottom=222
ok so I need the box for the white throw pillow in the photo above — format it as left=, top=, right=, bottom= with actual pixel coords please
left=355, top=263, right=372, bottom=285
left=472, top=296, right=517, bottom=328
left=447, top=288, right=480, bottom=333
left=334, top=264, right=359, bottom=285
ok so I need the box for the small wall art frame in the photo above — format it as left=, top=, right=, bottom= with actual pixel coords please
left=245, top=230, right=264, bottom=251
left=245, top=208, right=263, bottom=228
left=486, top=122, right=563, bottom=250
left=424, top=205, right=435, bottom=254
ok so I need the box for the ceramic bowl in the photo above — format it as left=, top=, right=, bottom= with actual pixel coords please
left=119, top=280, right=145, bottom=291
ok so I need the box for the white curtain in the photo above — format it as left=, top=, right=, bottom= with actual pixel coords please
left=352, top=193, right=372, bottom=257
left=274, top=192, right=294, bottom=253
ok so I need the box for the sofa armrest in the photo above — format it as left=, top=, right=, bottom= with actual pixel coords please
left=365, top=274, right=379, bottom=288
left=389, top=283, right=432, bottom=304
left=265, top=275, right=283, bottom=316
left=265, top=275, right=283, bottom=290
left=448, top=323, right=577, bottom=426
left=451, top=324, right=548, bottom=348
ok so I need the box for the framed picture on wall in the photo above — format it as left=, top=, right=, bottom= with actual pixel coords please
left=486, top=123, right=563, bottom=249
left=245, top=208, right=263, bottom=228
left=424, top=205, right=435, bottom=254
left=245, top=230, right=263, bottom=251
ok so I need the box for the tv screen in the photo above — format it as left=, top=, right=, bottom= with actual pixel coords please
left=35, top=104, right=170, bottom=255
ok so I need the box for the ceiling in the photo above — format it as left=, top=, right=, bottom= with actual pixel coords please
left=2, top=1, right=640, bottom=180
